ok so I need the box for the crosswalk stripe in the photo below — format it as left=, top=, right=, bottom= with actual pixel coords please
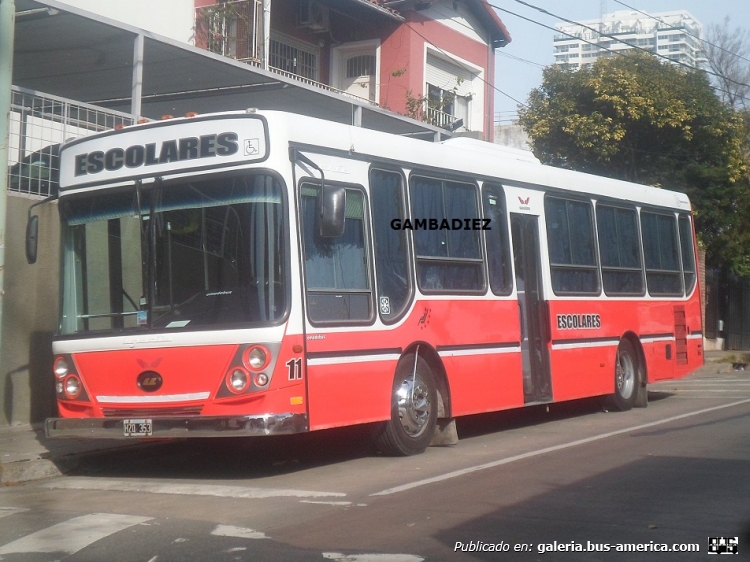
left=43, top=477, right=346, bottom=499
left=0, top=513, right=151, bottom=555
left=0, top=507, right=29, bottom=519
left=211, top=524, right=267, bottom=539
left=323, top=553, right=425, bottom=562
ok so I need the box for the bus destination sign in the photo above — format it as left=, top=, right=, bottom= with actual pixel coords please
left=59, top=115, right=268, bottom=190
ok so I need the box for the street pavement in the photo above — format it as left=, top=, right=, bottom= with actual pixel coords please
left=0, top=349, right=744, bottom=486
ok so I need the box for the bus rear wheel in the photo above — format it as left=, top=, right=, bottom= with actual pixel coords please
left=375, top=354, right=437, bottom=456
left=610, top=339, right=641, bottom=411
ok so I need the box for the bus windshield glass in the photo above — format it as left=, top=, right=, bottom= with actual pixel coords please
left=59, top=173, right=286, bottom=335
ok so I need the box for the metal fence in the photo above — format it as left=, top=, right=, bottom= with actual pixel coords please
left=704, top=270, right=750, bottom=350
left=724, top=274, right=750, bottom=350
left=7, top=86, right=135, bottom=198
left=704, top=269, right=719, bottom=340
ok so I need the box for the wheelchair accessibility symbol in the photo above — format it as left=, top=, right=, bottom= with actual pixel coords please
left=244, top=138, right=260, bottom=156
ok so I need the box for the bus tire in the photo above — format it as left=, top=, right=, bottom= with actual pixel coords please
left=375, top=355, right=437, bottom=456
left=610, top=339, right=641, bottom=411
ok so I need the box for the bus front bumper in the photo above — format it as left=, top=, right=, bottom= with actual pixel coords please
left=45, top=413, right=308, bottom=439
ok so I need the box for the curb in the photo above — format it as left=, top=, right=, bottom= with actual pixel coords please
left=0, top=441, right=160, bottom=486
left=0, top=457, right=77, bottom=486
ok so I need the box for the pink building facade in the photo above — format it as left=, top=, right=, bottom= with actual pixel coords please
left=194, top=0, right=510, bottom=140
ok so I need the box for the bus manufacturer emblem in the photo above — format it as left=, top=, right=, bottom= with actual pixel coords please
left=137, top=370, right=163, bottom=392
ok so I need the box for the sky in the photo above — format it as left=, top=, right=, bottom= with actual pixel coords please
left=491, top=0, right=750, bottom=123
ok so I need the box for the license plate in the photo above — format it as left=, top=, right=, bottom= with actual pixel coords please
left=123, top=419, right=152, bottom=437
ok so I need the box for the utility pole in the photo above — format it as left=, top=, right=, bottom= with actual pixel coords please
left=0, top=0, right=16, bottom=367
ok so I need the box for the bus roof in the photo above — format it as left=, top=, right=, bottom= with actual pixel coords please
left=59, top=109, right=691, bottom=212
left=265, top=110, right=691, bottom=212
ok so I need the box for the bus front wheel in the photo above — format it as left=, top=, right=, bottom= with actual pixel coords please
left=610, top=339, right=641, bottom=411
left=375, top=354, right=437, bottom=456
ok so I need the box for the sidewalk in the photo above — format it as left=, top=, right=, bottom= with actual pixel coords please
left=0, top=423, right=149, bottom=485
left=0, top=350, right=745, bottom=485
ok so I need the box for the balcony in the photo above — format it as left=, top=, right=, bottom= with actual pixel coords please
left=425, top=105, right=461, bottom=131
left=195, top=0, right=263, bottom=63
left=194, top=0, right=378, bottom=106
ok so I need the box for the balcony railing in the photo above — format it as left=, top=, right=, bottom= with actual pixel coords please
left=194, top=0, right=378, bottom=107
left=425, top=105, right=460, bottom=130
left=195, top=0, right=262, bottom=63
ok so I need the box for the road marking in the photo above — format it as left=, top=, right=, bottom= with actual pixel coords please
left=211, top=524, right=267, bottom=540
left=300, top=500, right=352, bottom=506
left=0, top=513, right=151, bottom=555
left=0, top=507, right=29, bottom=519
left=43, top=477, right=346, bottom=499
left=323, top=553, right=424, bottom=562
left=371, top=398, right=750, bottom=497
left=660, top=379, right=750, bottom=382
left=675, top=388, right=750, bottom=394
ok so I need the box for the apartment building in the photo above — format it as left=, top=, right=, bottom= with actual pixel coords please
left=553, top=10, right=706, bottom=70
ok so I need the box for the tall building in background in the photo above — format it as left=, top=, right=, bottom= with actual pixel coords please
left=553, top=10, right=706, bottom=70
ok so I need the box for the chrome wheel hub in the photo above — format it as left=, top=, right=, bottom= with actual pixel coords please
left=396, top=374, right=432, bottom=438
left=616, top=351, right=635, bottom=399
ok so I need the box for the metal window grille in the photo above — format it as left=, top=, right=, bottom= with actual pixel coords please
left=269, top=39, right=318, bottom=81
left=346, top=55, right=375, bottom=79
left=7, top=86, right=135, bottom=197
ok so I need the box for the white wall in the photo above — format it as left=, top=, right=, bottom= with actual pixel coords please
left=56, top=0, right=196, bottom=44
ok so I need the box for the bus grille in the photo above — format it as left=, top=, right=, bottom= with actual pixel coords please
left=102, top=405, right=204, bottom=417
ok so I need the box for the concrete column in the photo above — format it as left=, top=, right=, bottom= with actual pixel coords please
left=0, top=0, right=16, bottom=370
left=132, top=34, right=144, bottom=118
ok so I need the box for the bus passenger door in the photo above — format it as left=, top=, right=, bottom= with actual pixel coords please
left=510, top=214, right=552, bottom=403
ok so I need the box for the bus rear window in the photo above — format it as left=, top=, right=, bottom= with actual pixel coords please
left=641, top=211, right=682, bottom=296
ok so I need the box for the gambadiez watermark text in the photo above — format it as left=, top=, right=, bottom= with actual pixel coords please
left=453, top=540, right=704, bottom=554
left=390, top=218, right=491, bottom=230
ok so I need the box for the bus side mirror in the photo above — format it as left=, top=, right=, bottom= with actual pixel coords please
left=26, top=214, right=39, bottom=264
left=319, top=184, right=346, bottom=237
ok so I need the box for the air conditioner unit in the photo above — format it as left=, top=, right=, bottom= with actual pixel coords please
left=298, top=0, right=329, bottom=32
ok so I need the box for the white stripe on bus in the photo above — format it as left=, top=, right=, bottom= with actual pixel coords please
left=639, top=336, right=675, bottom=343
left=307, top=354, right=401, bottom=366
left=551, top=340, right=619, bottom=351
left=438, top=346, right=521, bottom=358
left=53, top=325, right=286, bottom=354
left=96, top=392, right=210, bottom=403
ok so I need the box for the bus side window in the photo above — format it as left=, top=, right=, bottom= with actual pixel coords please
left=410, top=176, right=485, bottom=293
left=641, top=211, right=683, bottom=296
left=482, top=184, right=513, bottom=295
left=678, top=214, right=696, bottom=294
left=596, top=204, right=645, bottom=296
left=545, top=196, right=600, bottom=295
left=301, top=183, right=373, bottom=323
left=370, top=169, right=412, bottom=322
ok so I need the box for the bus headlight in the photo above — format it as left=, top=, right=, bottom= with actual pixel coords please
left=54, top=357, right=69, bottom=379
left=227, top=368, right=249, bottom=393
left=64, top=375, right=81, bottom=399
left=254, top=373, right=269, bottom=387
left=244, top=346, right=269, bottom=371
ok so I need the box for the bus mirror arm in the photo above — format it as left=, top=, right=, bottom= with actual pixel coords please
left=292, top=149, right=346, bottom=237
left=25, top=194, right=58, bottom=265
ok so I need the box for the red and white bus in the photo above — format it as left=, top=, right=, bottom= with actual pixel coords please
left=38, top=109, right=703, bottom=455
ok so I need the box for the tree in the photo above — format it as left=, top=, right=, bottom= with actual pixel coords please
left=704, top=17, right=750, bottom=110
left=518, top=51, right=750, bottom=275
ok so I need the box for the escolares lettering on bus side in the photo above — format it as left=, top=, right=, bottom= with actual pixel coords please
left=74, top=132, right=239, bottom=176
left=556, top=313, right=602, bottom=330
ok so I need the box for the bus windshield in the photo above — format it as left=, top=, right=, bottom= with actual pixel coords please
left=59, top=173, right=286, bottom=335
